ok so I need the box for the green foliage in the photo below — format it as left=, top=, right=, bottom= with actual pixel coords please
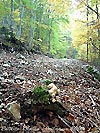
left=86, top=66, right=100, bottom=81
left=71, top=0, right=100, bottom=67
left=33, top=86, right=50, bottom=104
left=0, top=0, right=70, bottom=58
left=43, top=79, right=52, bottom=85
left=0, top=26, right=15, bottom=40
left=50, top=22, right=69, bottom=58
left=90, top=0, right=97, bottom=6
left=0, top=1, right=10, bottom=19
left=87, top=66, right=94, bottom=74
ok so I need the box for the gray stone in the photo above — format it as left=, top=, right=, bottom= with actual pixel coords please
left=6, top=101, right=21, bottom=121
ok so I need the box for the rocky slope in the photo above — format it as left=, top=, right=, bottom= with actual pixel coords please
left=0, top=51, right=100, bottom=133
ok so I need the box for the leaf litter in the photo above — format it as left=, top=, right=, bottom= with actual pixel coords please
left=0, top=51, right=100, bottom=133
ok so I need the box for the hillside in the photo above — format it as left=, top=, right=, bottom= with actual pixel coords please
left=0, top=51, right=100, bottom=133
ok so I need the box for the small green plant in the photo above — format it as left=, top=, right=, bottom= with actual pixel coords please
left=44, top=79, right=52, bottom=85
left=87, top=66, right=94, bottom=75
left=86, top=66, right=100, bottom=81
left=33, top=86, right=50, bottom=104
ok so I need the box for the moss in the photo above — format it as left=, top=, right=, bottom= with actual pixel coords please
left=33, top=86, right=50, bottom=104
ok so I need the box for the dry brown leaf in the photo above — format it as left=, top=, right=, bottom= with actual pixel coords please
left=64, top=128, right=72, bottom=133
left=74, top=96, right=80, bottom=103
left=67, top=113, right=75, bottom=122
left=51, top=118, right=59, bottom=126
left=14, top=83, right=21, bottom=88
left=46, top=111, right=54, bottom=118
left=41, top=128, right=53, bottom=133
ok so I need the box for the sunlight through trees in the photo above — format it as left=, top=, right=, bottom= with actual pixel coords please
left=0, top=0, right=100, bottom=66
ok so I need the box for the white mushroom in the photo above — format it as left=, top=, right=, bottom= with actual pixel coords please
left=47, top=83, right=60, bottom=102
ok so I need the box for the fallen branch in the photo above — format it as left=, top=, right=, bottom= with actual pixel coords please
left=57, top=114, right=71, bottom=128
left=57, top=114, right=77, bottom=133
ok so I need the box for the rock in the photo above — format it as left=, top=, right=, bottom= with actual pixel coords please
left=6, top=101, right=21, bottom=121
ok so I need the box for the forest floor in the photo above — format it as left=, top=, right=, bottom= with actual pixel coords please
left=0, top=51, right=100, bottom=133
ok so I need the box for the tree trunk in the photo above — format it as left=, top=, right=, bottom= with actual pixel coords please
left=86, top=0, right=89, bottom=62
left=28, top=0, right=34, bottom=50
left=16, top=1, right=24, bottom=38
left=10, top=0, right=14, bottom=34
left=96, top=1, right=100, bottom=59
left=2, top=0, right=9, bottom=27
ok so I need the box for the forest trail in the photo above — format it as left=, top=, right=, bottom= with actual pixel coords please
left=0, top=51, right=100, bottom=133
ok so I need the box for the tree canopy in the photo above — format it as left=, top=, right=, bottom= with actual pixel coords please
left=0, top=0, right=71, bottom=58
left=71, top=0, right=100, bottom=65
left=0, top=0, right=100, bottom=66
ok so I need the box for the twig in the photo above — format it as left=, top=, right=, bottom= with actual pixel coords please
left=87, top=118, right=98, bottom=128
left=89, top=95, right=96, bottom=106
left=96, top=110, right=100, bottom=119
left=57, top=114, right=71, bottom=128
left=57, top=114, right=76, bottom=133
